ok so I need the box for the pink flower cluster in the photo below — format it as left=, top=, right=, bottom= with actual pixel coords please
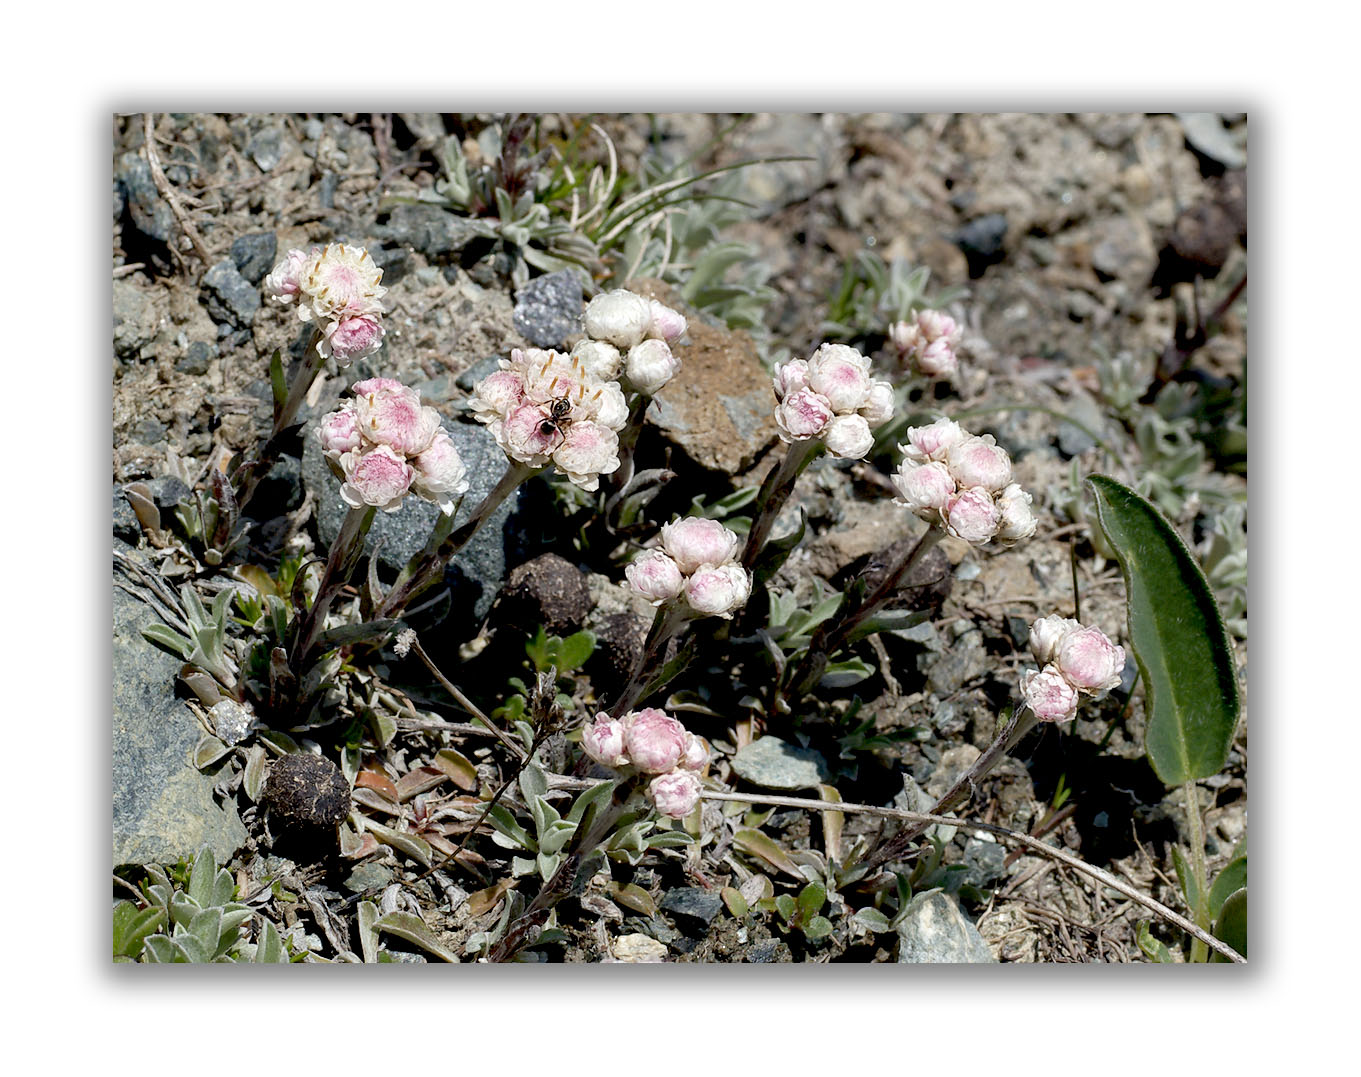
left=625, top=516, right=752, bottom=620
left=579, top=289, right=687, bottom=395
left=580, top=708, right=708, bottom=818
left=889, top=309, right=962, bottom=380
left=264, top=244, right=387, bottom=365
left=890, top=417, right=1036, bottom=546
left=470, top=348, right=629, bottom=491
left=772, top=343, right=894, bottom=459
left=1020, top=615, right=1127, bottom=722
left=317, top=377, right=468, bottom=514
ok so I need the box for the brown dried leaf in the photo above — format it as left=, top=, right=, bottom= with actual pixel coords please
left=356, top=769, right=399, bottom=801
left=433, top=748, right=479, bottom=792
left=395, top=766, right=446, bottom=802
left=464, top=878, right=518, bottom=918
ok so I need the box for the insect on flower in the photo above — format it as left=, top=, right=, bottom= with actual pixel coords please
left=539, top=394, right=575, bottom=440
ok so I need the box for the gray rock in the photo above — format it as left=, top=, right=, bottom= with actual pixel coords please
left=895, top=890, right=995, bottom=963
left=1090, top=214, right=1156, bottom=286
left=202, top=259, right=260, bottom=328
left=370, top=245, right=412, bottom=287
left=142, top=475, right=191, bottom=510
left=112, top=575, right=247, bottom=869
left=113, top=279, right=159, bottom=360
left=115, top=150, right=173, bottom=243
left=925, top=624, right=987, bottom=696
left=113, top=487, right=141, bottom=544
left=302, top=413, right=524, bottom=623
left=245, top=125, right=285, bottom=172
left=745, top=939, right=782, bottom=963
left=1176, top=113, right=1247, bottom=170
left=728, top=113, right=847, bottom=213
left=660, top=887, right=724, bottom=927
left=129, top=418, right=166, bottom=446
left=955, top=213, right=1008, bottom=276
left=961, top=839, right=1008, bottom=889
left=375, top=203, right=483, bottom=258
left=513, top=271, right=583, bottom=348
left=177, top=340, right=215, bottom=376
left=729, top=736, right=830, bottom=791
left=230, top=232, right=278, bottom=285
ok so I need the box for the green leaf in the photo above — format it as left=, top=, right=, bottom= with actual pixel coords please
left=1208, top=855, right=1247, bottom=918
left=356, top=902, right=379, bottom=964
left=362, top=819, right=433, bottom=867
left=1136, top=921, right=1175, bottom=963
left=796, top=883, right=826, bottom=926
left=565, top=780, right=615, bottom=830
left=519, top=762, right=548, bottom=801
left=269, top=349, right=287, bottom=418
left=852, top=907, right=892, bottom=933
left=734, top=828, right=805, bottom=880
left=803, top=915, right=833, bottom=941
left=373, top=911, right=460, bottom=963
left=1086, top=475, right=1241, bottom=785
left=1210, top=888, right=1247, bottom=962
left=774, top=894, right=796, bottom=922
left=185, top=846, right=216, bottom=907
left=553, top=631, right=596, bottom=673
left=1170, top=845, right=1204, bottom=920
left=141, top=623, right=192, bottom=660
left=253, top=919, right=286, bottom=963
left=313, top=619, right=401, bottom=650
left=112, top=903, right=166, bottom=959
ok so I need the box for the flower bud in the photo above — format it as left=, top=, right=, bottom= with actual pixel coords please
left=684, top=562, right=752, bottom=619
left=901, top=417, right=967, bottom=463
left=625, top=338, right=682, bottom=396
left=660, top=517, right=741, bottom=575
left=569, top=339, right=623, bottom=382
left=892, top=460, right=955, bottom=515
left=944, top=486, right=1001, bottom=545
left=888, top=319, right=921, bottom=355
left=351, top=376, right=405, bottom=396
left=625, top=549, right=685, bottom=606
left=917, top=309, right=960, bottom=344
left=647, top=299, right=687, bottom=344
left=584, top=289, right=652, bottom=349
left=264, top=248, right=309, bottom=302
left=823, top=414, right=875, bottom=459
left=553, top=421, right=620, bottom=491
left=648, top=769, right=702, bottom=818
left=1056, top=626, right=1126, bottom=694
left=859, top=380, right=895, bottom=426
left=581, top=714, right=630, bottom=768
left=624, top=708, right=688, bottom=773
left=410, top=429, right=469, bottom=515
left=1029, top=614, right=1081, bottom=665
left=322, top=314, right=385, bottom=365
left=947, top=435, right=1012, bottom=492
left=470, top=369, right=527, bottom=424
left=995, top=482, right=1036, bottom=544
left=772, top=359, right=810, bottom=399
left=915, top=338, right=958, bottom=379
left=339, top=445, right=414, bottom=512
left=680, top=733, right=709, bottom=772
left=1021, top=665, right=1080, bottom=723
left=316, top=406, right=361, bottom=459
left=774, top=388, right=834, bottom=442
left=807, top=346, right=871, bottom=413
left=355, top=386, right=442, bottom=457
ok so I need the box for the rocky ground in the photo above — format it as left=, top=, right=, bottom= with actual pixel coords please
left=112, top=112, right=1247, bottom=963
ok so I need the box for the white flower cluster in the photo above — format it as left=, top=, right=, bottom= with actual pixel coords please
left=580, top=707, right=707, bottom=818
left=317, top=377, right=468, bottom=514
left=578, top=289, right=687, bottom=395
left=890, top=417, right=1036, bottom=546
left=1019, top=615, right=1126, bottom=723
left=889, top=309, right=962, bottom=380
left=264, top=244, right=387, bottom=365
left=772, top=343, right=895, bottom=459
left=469, top=348, right=630, bottom=491
left=624, top=516, right=752, bottom=620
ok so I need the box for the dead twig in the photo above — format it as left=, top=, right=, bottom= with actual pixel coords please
left=142, top=113, right=213, bottom=268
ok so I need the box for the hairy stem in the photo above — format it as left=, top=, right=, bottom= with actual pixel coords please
left=234, top=328, right=325, bottom=514
left=608, top=602, right=694, bottom=718
left=741, top=439, right=822, bottom=572
left=289, top=504, right=375, bottom=673
left=1184, top=780, right=1211, bottom=963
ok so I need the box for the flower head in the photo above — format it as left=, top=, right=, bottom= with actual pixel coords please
left=660, top=517, right=742, bottom=576
left=355, top=383, right=441, bottom=457
left=995, top=482, right=1037, bottom=544
left=947, top=435, right=1013, bottom=493
left=316, top=405, right=361, bottom=460
left=944, top=486, right=1001, bottom=545
left=891, top=309, right=962, bottom=380
left=321, top=314, right=385, bottom=365
left=646, top=299, right=687, bottom=344
left=648, top=770, right=702, bottom=819
left=1029, top=614, right=1082, bottom=666
left=410, top=429, right=469, bottom=515
left=892, top=460, right=956, bottom=514
left=1056, top=626, right=1126, bottom=694
left=581, top=714, right=630, bottom=768
left=625, top=549, right=686, bottom=606
left=1019, top=616, right=1125, bottom=724
left=339, top=444, right=414, bottom=512
left=297, top=243, right=386, bottom=324
left=901, top=417, right=968, bottom=463
left=684, top=562, right=752, bottom=619
left=624, top=708, right=689, bottom=774
left=583, top=289, right=652, bottom=349
left=264, top=248, right=309, bottom=302
left=1021, top=665, right=1080, bottom=723
left=625, top=338, right=682, bottom=396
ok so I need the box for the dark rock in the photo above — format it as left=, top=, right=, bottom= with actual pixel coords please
left=142, top=475, right=191, bottom=511
left=130, top=418, right=167, bottom=446
left=494, top=553, right=592, bottom=636
left=202, top=259, right=261, bottom=327
left=113, top=279, right=159, bottom=360
left=840, top=534, right=951, bottom=617
left=113, top=575, right=247, bottom=868
left=113, top=487, right=141, bottom=543
left=245, top=455, right=303, bottom=520
left=371, top=245, right=412, bottom=287
left=729, top=736, right=830, bottom=790
left=302, top=413, right=527, bottom=623
left=745, top=939, right=782, bottom=962
left=895, top=890, right=995, bottom=963
left=263, top=753, right=350, bottom=831
left=586, top=611, right=647, bottom=689
left=954, top=213, right=1008, bottom=278
left=513, top=271, right=584, bottom=348
left=660, top=887, right=725, bottom=927
left=375, top=203, right=483, bottom=258
left=960, top=839, right=1008, bottom=889
left=177, top=340, right=215, bottom=376
left=115, top=150, right=173, bottom=243
left=230, top=232, right=278, bottom=285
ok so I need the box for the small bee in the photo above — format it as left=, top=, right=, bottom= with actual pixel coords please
left=539, top=394, right=575, bottom=440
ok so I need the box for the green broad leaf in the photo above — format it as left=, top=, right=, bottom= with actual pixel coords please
left=486, top=803, right=536, bottom=851
left=1211, top=888, right=1247, bottom=962
left=554, top=630, right=596, bottom=673
left=796, top=883, right=826, bottom=926
left=721, top=887, right=749, bottom=919
left=1208, top=855, right=1247, bottom=918
left=774, top=894, right=796, bottom=922
left=433, top=748, right=479, bottom=792
left=112, top=903, right=166, bottom=959
left=519, top=762, right=548, bottom=801
left=565, top=780, right=615, bottom=830
left=820, top=657, right=874, bottom=688
left=356, top=902, right=379, bottom=964
left=362, top=819, right=432, bottom=867
left=141, top=623, right=193, bottom=660
left=187, top=907, right=223, bottom=956
left=609, top=883, right=659, bottom=918
left=170, top=929, right=210, bottom=964
left=538, top=819, right=578, bottom=857
left=242, top=745, right=267, bottom=803
left=373, top=911, right=460, bottom=963
left=852, top=907, right=892, bottom=933
left=185, top=847, right=217, bottom=907
left=642, top=831, right=696, bottom=848
left=1087, top=475, right=1241, bottom=785
left=268, top=349, right=287, bottom=419
left=734, top=828, right=806, bottom=880
left=141, top=935, right=187, bottom=963
left=313, top=619, right=401, bottom=650
left=803, top=916, right=834, bottom=941
left=537, top=852, right=563, bottom=879
left=253, top=919, right=286, bottom=964
left=844, top=608, right=930, bottom=645
left=1136, top=921, right=1176, bottom=963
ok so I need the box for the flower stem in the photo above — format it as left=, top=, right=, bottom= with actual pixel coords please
left=741, top=439, right=822, bottom=572
left=289, top=504, right=375, bottom=673
left=608, top=602, right=694, bottom=718
left=785, top=524, right=944, bottom=700
left=376, top=460, right=538, bottom=620
left=1184, top=780, right=1211, bottom=962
